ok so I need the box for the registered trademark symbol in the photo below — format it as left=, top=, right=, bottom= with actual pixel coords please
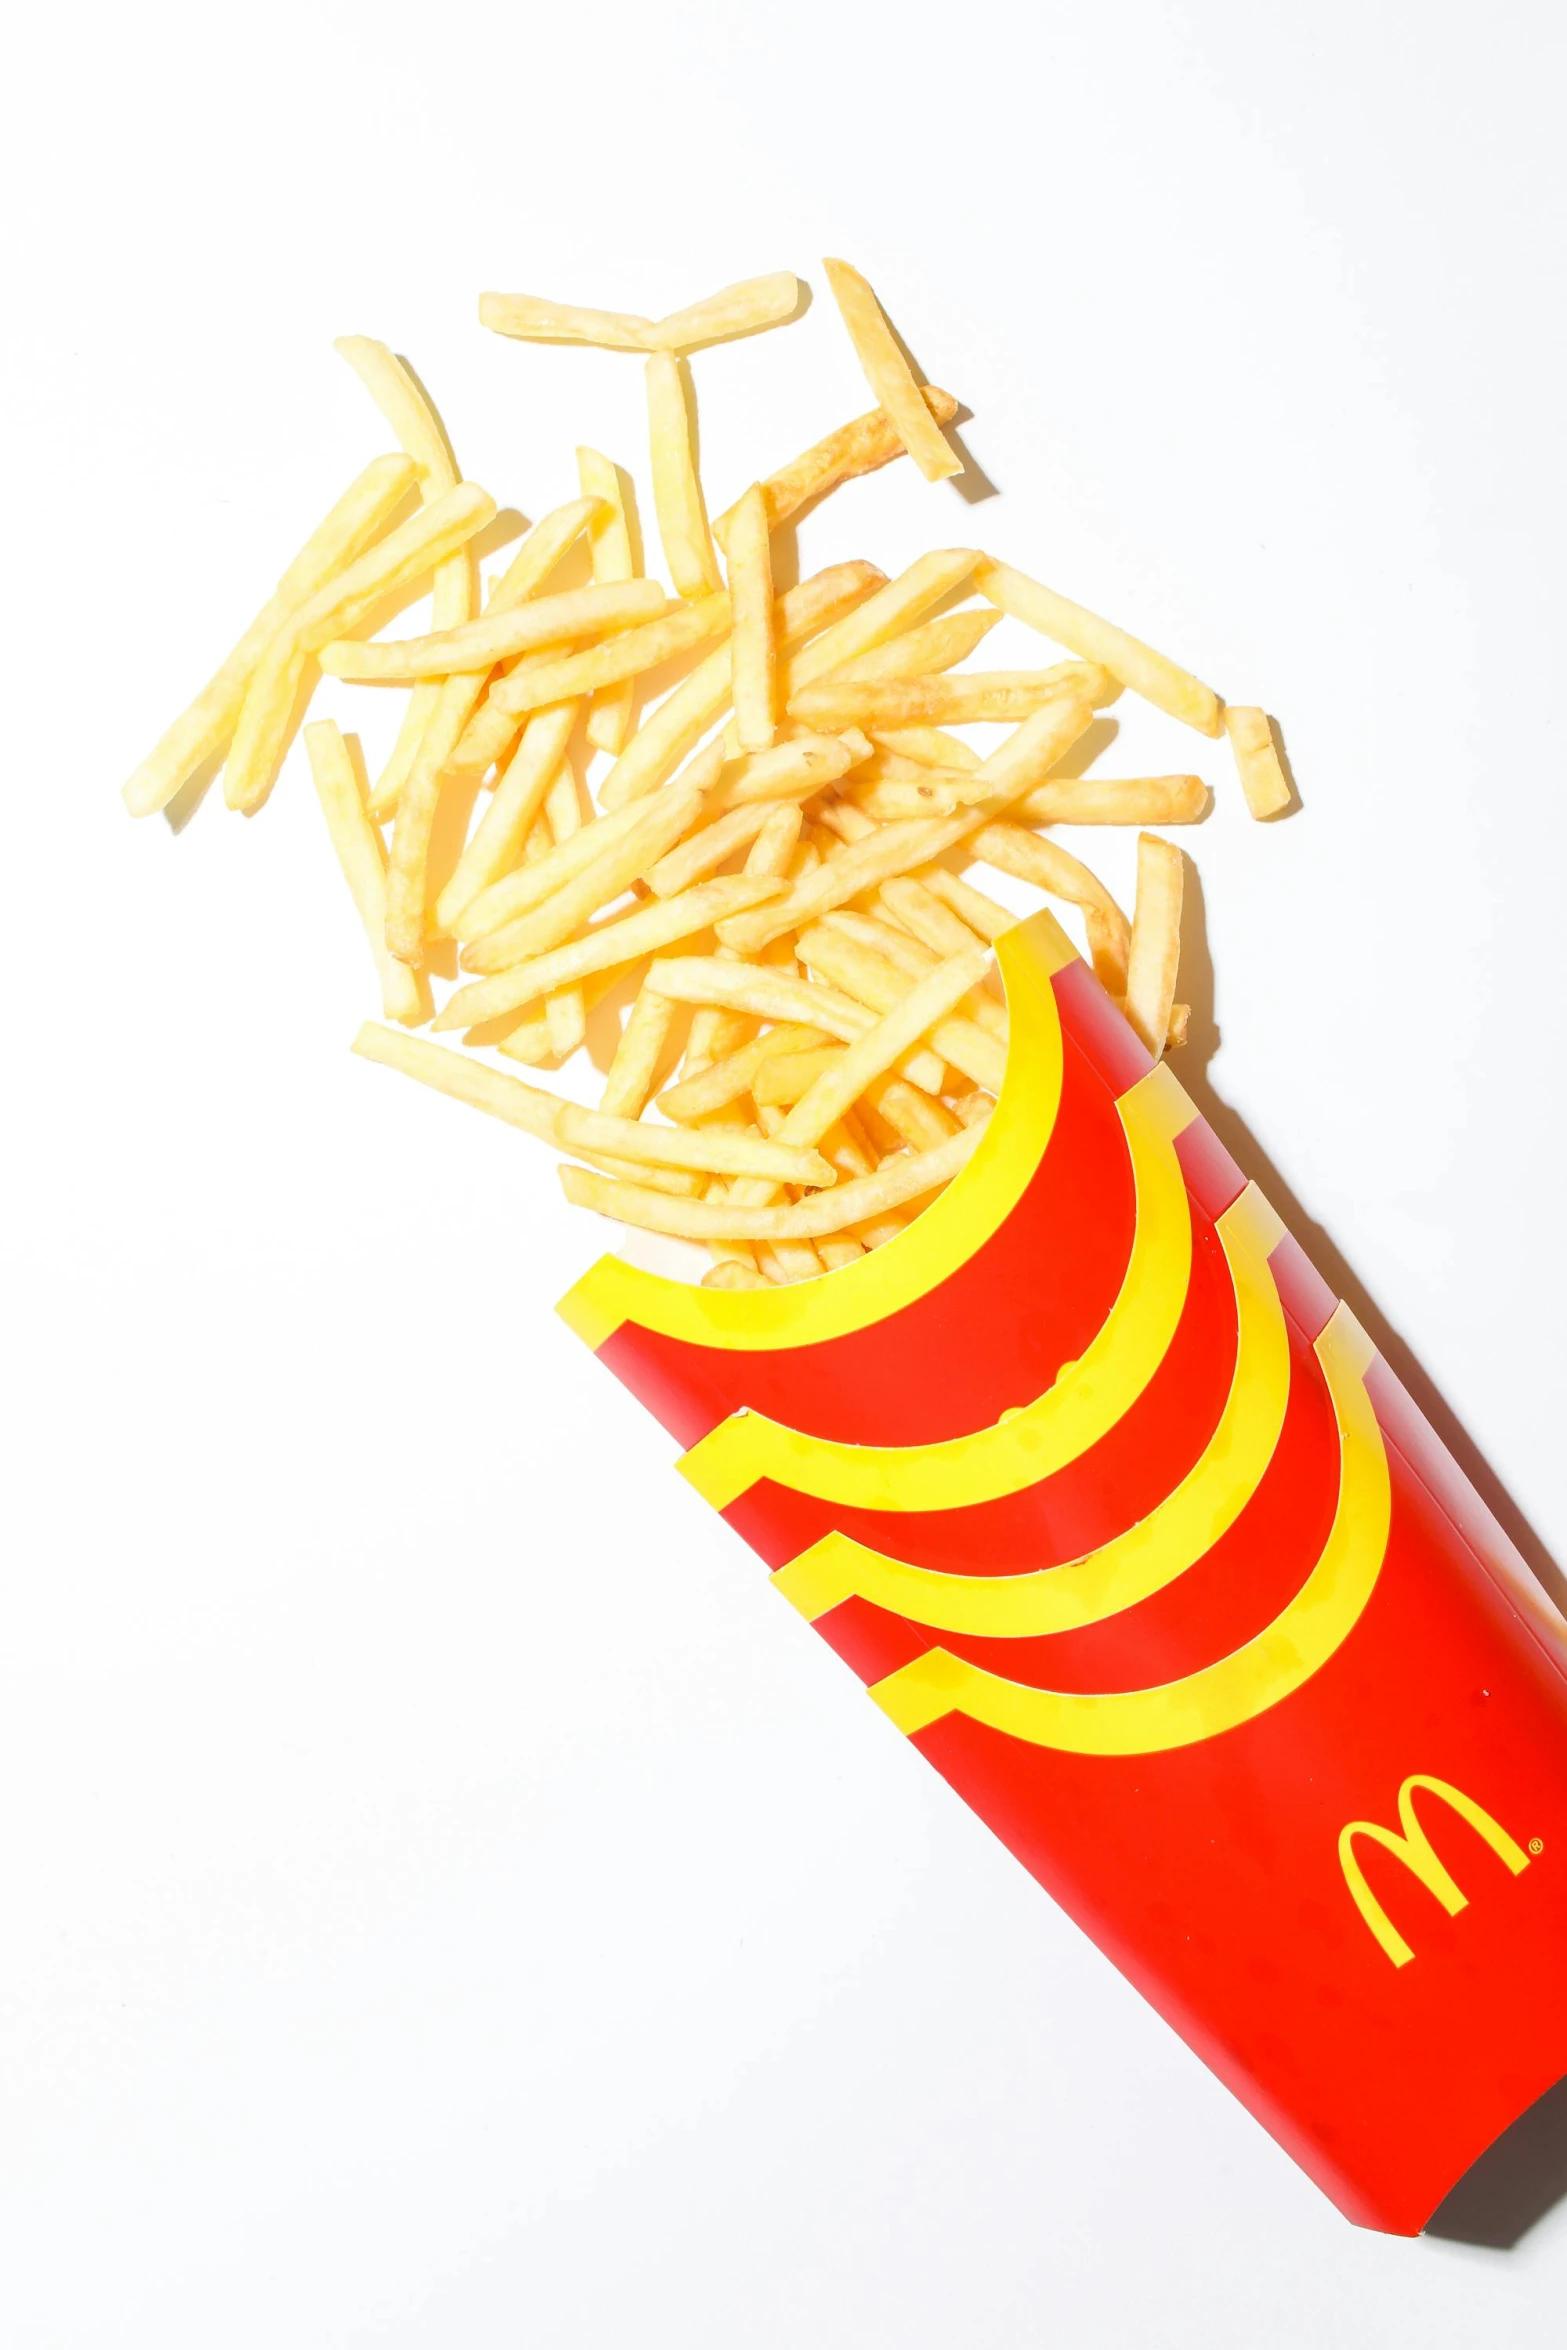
left=1530, top=1838, right=1545, bottom=1856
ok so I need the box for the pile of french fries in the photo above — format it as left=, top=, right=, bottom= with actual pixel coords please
left=124, top=262, right=1293, bottom=1290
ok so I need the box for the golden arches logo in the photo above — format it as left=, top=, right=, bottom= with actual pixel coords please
left=1339, top=1774, right=1532, bottom=1968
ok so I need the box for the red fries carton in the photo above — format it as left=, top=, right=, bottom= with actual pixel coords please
left=558, top=907, right=1567, bottom=2235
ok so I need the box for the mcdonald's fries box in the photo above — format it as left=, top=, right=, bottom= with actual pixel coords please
left=557, top=907, right=1567, bottom=2238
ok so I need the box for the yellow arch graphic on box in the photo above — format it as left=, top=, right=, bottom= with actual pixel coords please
left=772, top=1183, right=1289, bottom=1637
left=679, top=1059, right=1197, bottom=1514
left=555, top=907, right=1074, bottom=1355
left=1338, top=1774, right=1531, bottom=1968
left=868, top=1304, right=1389, bottom=1754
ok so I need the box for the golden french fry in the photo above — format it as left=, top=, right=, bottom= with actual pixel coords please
left=1224, top=706, right=1292, bottom=819
left=789, top=666, right=1112, bottom=729
left=433, top=702, right=582, bottom=935
left=353, top=1019, right=563, bottom=1141
left=821, top=910, right=1006, bottom=1044
left=778, top=946, right=991, bottom=1147
left=497, top=966, right=626, bottom=1069
left=848, top=779, right=963, bottom=820
left=657, top=1022, right=829, bottom=1120
left=646, top=272, right=800, bottom=351
left=704, top=732, right=859, bottom=812
left=646, top=352, right=721, bottom=597
left=797, top=923, right=1004, bottom=1094
left=462, top=784, right=704, bottom=975
left=478, top=292, right=656, bottom=350
left=971, top=820, right=1130, bottom=991
left=560, top=1121, right=981, bottom=1240
left=647, top=956, right=880, bottom=1043
left=596, top=561, right=882, bottom=810
left=377, top=496, right=604, bottom=813
left=870, top=725, right=981, bottom=772
left=745, top=801, right=804, bottom=877
left=542, top=761, right=587, bottom=1054
left=711, top=387, right=962, bottom=549
left=752, top=1045, right=848, bottom=1107
left=1166, top=1002, right=1191, bottom=1050
left=122, top=453, right=417, bottom=817
left=336, top=338, right=475, bottom=810
left=828, top=607, right=999, bottom=685
left=371, top=686, right=444, bottom=821
left=433, top=875, right=784, bottom=1031
left=335, top=336, right=458, bottom=490
left=450, top=793, right=655, bottom=942
left=577, top=448, right=638, bottom=754
left=557, top=1105, right=835, bottom=1188
left=821, top=257, right=961, bottom=484
left=1124, top=832, right=1185, bottom=1054
left=224, top=481, right=495, bottom=816
left=976, top=556, right=1223, bottom=736
left=305, top=722, right=428, bottom=1025
left=1013, top=774, right=1209, bottom=826
left=867, top=1076, right=961, bottom=1151
left=879, top=875, right=988, bottom=957
left=703, top=1259, right=770, bottom=1289
left=727, top=484, right=776, bottom=751
left=762, top=549, right=979, bottom=729
left=599, top=983, right=676, bottom=1118
left=487, top=590, right=728, bottom=718
left=918, top=866, right=1016, bottom=942
left=321, top=579, right=670, bottom=681
left=645, top=801, right=790, bottom=899
left=545, top=988, right=587, bottom=1058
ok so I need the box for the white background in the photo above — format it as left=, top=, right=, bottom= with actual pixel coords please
left=7, top=1, right=1567, bottom=2341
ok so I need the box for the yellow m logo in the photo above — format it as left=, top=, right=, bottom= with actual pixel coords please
left=1339, top=1774, right=1531, bottom=1968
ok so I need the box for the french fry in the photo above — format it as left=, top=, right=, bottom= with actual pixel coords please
left=975, top=556, right=1223, bottom=736
left=789, top=666, right=1113, bottom=729
left=1124, top=833, right=1185, bottom=1054
left=1013, top=774, right=1209, bottom=826
left=658, top=1023, right=830, bottom=1121
left=646, top=956, right=884, bottom=1045
left=777, top=946, right=992, bottom=1147
left=763, top=548, right=980, bottom=724
left=478, top=292, right=656, bottom=350
left=797, top=923, right=1004, bottom=1094
left=970, top=821, right=1131, bottom=992
left=726, top=484, right=776, bottom=751
left=449, top=793, right=655, bottom=942
left=433, top=875, right=785, bottom=1031
left=821, top=257, right=962, bottom=484
left=376, top=495, right=604, bottom=814
left=645, top=801, right=791, bottom=899
left=866, top=1076, right=962, bottom=1151
left=545, top=989, right=587, bottom=1058
left=646, top=272, right=800, bottom=352
left=715, top=690, right=1100, bottom=954
left=703, top=732, right=860, bottom=812
left=599, top=982, right=677, bottom=1118
left=321, top=579, right=670, bottom=681
left=336, top=338, right=475, bottom=807
left=711, top=387, right=962, bottom=549
left=879, top=875, right=989, bottom=957
left=829, top=607, right=1000, bottom=687
left=353, top=1020, right=563, bottom=1141
left=848, top=778, right=963, bottom=821
left=645, top=352, right=722, bottom=597
left=460, top=789, right=704, bottom=972
left=557, top=1106, right=835, bottom=1188
left=596, top=559, right=882, bottom=810
left=433, top=701, right=583, bottom=935
left=122, top=452, right=417, bottom=817
left=1224, top=706, right=1292, bottom=819
left=918, top=866, right=1015, bottom=942
left=752, top=1046, right=848, bottom=1107
left=497, top=966, right=626, bottom=1070
left=225, top=480, right=495, bottom=815
left=542, top=758, right=587, bottom=1054
left=871, top=724, right=981, bottom=772
left=487, top=590, right=729, bottom=718
left=745, top=801, right=804, bottom=875
left=560, top=1122, right=983, bottom=1240
left=577, top=448, right=638, bottom=754
left=822, top=909, right=1006, bottom=1044
left=462, top=784, right=706, bottom=974
left=703, top=1260, right=770, bottom=1289
left=305, top=721, right=428, bottom=1026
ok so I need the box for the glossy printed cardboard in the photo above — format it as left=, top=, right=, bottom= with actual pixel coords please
left=558, top=908, right=1567, bottom=2234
